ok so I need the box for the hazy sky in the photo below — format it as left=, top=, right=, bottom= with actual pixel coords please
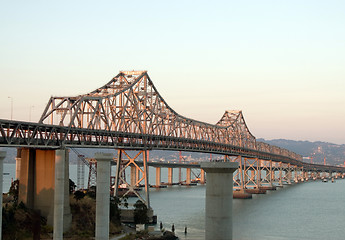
left=1, top=1, right=344, bottom=144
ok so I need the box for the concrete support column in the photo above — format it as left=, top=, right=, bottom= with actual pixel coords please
left=200, top=169, right=205, bottom=184
left=0, top=151, right=6, bottom=240
left=168, top=168, right=173, bottom=185
left=54, top=149, right=66, bottom=240
left=130, top=165, right=136, bottom=186
left=63, top=151, right=72, bottom=231
left=201, top=162, right=238, bottom=240
left=95, top=153, right=113, bottom=240
left=156, top=167, right=161, bottom=186
left=18, top=148, right=35, bottom=208
left=186, top=168, right=191, bottom=185
left=15, top=148, right=22, bottom=180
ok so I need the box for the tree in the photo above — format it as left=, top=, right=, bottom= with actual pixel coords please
left=110, top=196, right=121, bottom=224
left=133, top=200, right=148, bottom=224
left=69, top=179, right=76, bottom=194
left=8, top=180, right=19, bottom=205
left=73, top=190, right=85, bottom=201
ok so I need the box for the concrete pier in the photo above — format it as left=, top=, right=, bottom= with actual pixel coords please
left=186, top=168, right=191, bottom=185
left=130, top=165, right=136, bottom=186
left=201, top=161, right=238, bottom=240
left=156, top=167, right=161, bottom=187
left=15, top=148, right=21, bottom=180
left=17, top=148, right=71, bottom=234
left=200, top=169, right=205, bottom=184
left=54, top=149, right=66, bottom=240
left=95, top=153, right=112, bottom=240
left=168, top=168, right=173, bottom=185
left=0, top=151, right=6, bottom=240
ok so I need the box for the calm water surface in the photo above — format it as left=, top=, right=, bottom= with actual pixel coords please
left=3, top=163, right=345, bottom=240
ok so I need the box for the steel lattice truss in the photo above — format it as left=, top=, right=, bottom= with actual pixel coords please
left=39, top=71, right=258, bottom=149
left=1, top=70, right=344, bottom=173
left=38, top=71, right=298, bottom=160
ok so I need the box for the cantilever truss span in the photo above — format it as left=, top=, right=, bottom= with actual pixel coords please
left=37, top=70, right=300, bottom=162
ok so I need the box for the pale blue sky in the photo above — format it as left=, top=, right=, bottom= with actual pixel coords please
left=1, top=1, right=345, bottom=144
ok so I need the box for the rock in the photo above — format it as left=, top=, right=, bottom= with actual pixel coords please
left=162, top=231, right=178, bottom=240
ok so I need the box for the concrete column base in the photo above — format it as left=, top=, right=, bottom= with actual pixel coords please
left=95, top=152, right=113, bottom=240
left=201, top=162, right=238, bottom=240
left=17, top=148, right=71, bottom=234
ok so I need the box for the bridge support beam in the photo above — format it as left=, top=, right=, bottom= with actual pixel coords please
left=114, top=149, right=150, bottom=207
left=95, top=153, right=112, bottom=240
left=156, top=167, right=161, bottom=187
left=168, top=168, right=173, bottom=185
left=54, top=149, right=66, bottom=240
left=15, top=148, right=21, bottom=180
left=200, top=169, right=205, bottom=184
left=130, top=165, right=137, bottom=186
left=201, top=161, right=238, bottom=240
left=186, top=168, right=191, bottom=185
left=0, top=151, right=6, bottom=240
left=17, top=148, right=71, bottom=234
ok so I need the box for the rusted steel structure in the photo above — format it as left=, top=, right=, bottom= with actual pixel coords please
left=1, top=70, right=345, bottom=206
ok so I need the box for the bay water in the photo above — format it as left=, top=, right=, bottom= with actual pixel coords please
left=3, top=163, right=345, bottom=240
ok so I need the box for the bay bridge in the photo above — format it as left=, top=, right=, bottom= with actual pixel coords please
left=0, top=70, right=344, bottom=239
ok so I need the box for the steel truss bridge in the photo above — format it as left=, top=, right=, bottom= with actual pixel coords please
left=1, top=70, right=344, bottom=206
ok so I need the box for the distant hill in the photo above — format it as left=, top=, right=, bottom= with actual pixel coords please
left=258, top=139, right=345, bottom=166
left=2, top=139, right=345, bottom=166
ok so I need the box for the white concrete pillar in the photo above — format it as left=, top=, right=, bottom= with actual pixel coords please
left=95, top=153, right=112, bottom=240
left=54, top=149, right=66, bottom=240
left=64, top=150, right=72, bottom=231
left=0, top=151, right=6, bottom=240
left=168, top=168, right=173, bottom=185
left=156, top=167, right=161, bottom=186
left=186, top=168, right=191, bottom=185
left=201, top=162, right=238, bottom=240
